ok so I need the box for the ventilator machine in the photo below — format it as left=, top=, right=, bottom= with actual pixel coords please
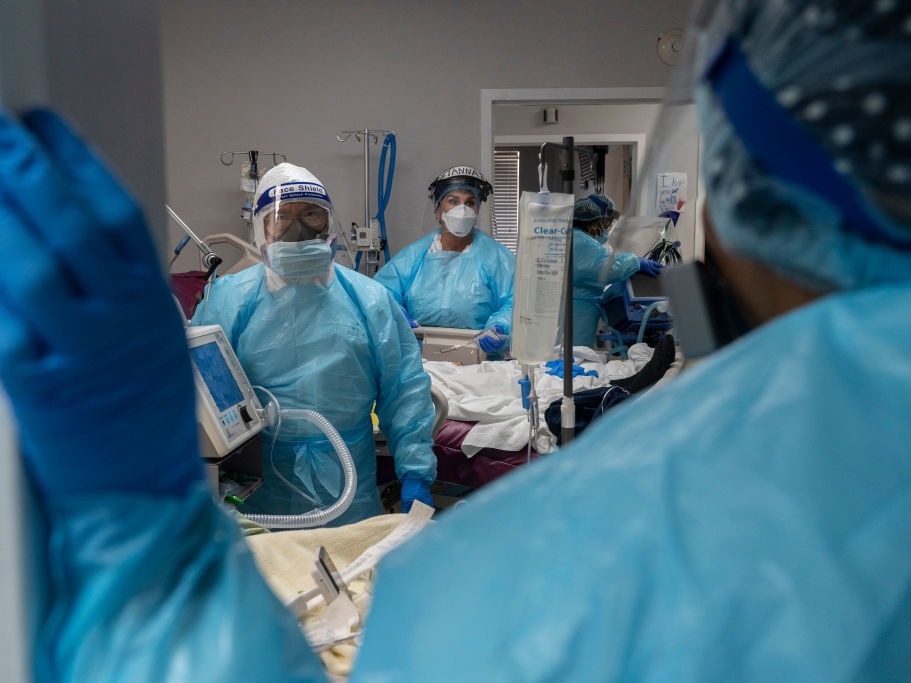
left=187, top=324, right=357, bottom=528
left=187, top=325, right=267, bottom=499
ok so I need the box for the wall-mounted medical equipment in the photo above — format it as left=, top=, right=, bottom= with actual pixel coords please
left=186, top=324, right=266, bottom=500
left=220, top=150, right=287, bottom=232
left=336, top=128, right=396, bottom=276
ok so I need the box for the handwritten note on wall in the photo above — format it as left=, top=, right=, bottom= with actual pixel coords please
left=656, top=172, right=687, bottom=214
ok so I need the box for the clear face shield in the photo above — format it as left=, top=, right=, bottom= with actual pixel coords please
left=253, top=195, right=344, bottom=286
left=253, top=194, right=339, bottom=246
left=579, top=212, right=620, bottom=244
left=604, top=0, right=749, bottom=360
left=422, top=185, right=483, bottom=240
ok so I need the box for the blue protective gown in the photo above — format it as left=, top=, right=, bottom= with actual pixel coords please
left=373, top=228, right=515, bottom=333
left=37, top=486, right=327, bottom=683
left=352, top=282, right=911, bottom=682
left=190, top=263, right=436, bottom=525
left=572, top=228, right=640, bottom=348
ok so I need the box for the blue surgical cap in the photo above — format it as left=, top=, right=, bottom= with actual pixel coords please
left=573, top=194, right=618, bottom=226
left=694, top=0, right=911, bottom=290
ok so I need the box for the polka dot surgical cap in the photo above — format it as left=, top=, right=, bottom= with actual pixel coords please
left=691, top=0, right=911, bottom=290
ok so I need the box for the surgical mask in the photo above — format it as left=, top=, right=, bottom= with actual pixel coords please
left=265, top=240, right=333, bottom=280
left=593, top=230, right=608, bottom=244
left=442, top=204, right=477, bottom=237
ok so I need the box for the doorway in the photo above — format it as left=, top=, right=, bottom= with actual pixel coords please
left=480, top=88, right=702, bottom=261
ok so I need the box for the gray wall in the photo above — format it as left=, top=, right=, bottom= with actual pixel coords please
left=1, top=2, right=168, bottom=679
left=162, top=0, right=694, bottom=271
left=1, top=0, right=167, bottom=250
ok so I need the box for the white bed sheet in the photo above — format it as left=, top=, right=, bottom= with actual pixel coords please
left=422, top=344, right=656, bottom=456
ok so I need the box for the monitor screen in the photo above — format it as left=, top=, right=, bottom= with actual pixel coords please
left=189, top=341, right=244, bottom=413
left=628, top=271, right=666, bottom=299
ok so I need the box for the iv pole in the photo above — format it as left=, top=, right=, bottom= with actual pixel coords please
left=336, top=128, right=395, bottom=275
left=559, top=136, right=576, bottom=446
left=537, top=137, right=576, bottom=446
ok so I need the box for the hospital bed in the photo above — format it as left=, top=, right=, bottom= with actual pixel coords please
left=170, top=233, right=261, bottom=320
left=171, top=260, right=672, bottom=507
left=377, top=331, right=674, bottom=505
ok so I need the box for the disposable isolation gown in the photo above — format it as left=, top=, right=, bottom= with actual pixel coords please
left=571, top=228, right=640, bottom=348
left=373, top=228, right=515, bottom=332
left=37, top=486, right=327, bottom=682
left=352, top=281, right=911, bottom=682
left=191, top=263, right=436, bottom=525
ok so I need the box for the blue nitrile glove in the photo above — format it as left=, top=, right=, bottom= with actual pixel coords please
left=637, top=257, right=664, bottom=277
left=401, top=476, right=434, bottom=513
left=544, top=359, right=599, bottom=379
left=477, top=324, right=508, bottom=353
left=0, top=109, right=204, bottom=500
left=658, top=209, right=681, bottom=226
left=401, top=306, right=420, bottom=329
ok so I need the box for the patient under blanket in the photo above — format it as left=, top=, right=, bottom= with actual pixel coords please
left=423, top=339, right=678, bottom=456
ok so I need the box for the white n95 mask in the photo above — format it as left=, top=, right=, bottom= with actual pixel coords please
left=442, top=204, right=477, bottom=237
left=265, top=240, right=333, bottom=281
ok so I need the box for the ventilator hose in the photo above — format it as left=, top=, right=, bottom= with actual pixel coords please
left=645, top=238, right=682, bottom=265
left=376, top=132, right=396, bottom=262
left=637, top=300, right=669, bottom=344
left=243, top=407, right=358, bottom=530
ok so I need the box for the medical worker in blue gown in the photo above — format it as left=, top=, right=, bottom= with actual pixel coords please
left=353, top=1, right=911, bottom=680
left=190, top=163, right=436, bottom=524
left=570, top=193, right=663, bottom=347
left=0, top=110, right=327, bottom=681
left=373, top=165, right=515, bottom=356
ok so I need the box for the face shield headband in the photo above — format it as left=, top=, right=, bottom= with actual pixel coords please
left=255, top=180, right=332, bottom=216
left=254, top=180, right=334, bottom=248
left=705, top=37, right=911, bottom=250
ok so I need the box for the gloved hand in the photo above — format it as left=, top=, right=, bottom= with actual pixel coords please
left=400, top=476, right=434, bottom=513
left=658, top=209, right=681, bottom=226
left=543, top=359, right=599, bottom=379
left=0, top=109, right=204, bottom=500
left=477, top=324, right=508, bottom=353
left=401, top=306, right=420, bottom=329
left=637, top=257, right=664, bottom=277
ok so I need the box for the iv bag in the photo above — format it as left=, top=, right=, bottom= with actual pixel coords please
left=511, top=191, right=574, bottom=365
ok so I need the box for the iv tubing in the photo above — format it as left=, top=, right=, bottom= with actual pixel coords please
left=244, top=388, right=357, bottom=529
left=524, top=365, right=538, bottom=465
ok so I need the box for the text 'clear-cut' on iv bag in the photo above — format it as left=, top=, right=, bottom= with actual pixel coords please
left=510, top=190, right=575, bottom=365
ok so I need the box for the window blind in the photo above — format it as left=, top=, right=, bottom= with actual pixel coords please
left=492, top=149, right=520, bottom=253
